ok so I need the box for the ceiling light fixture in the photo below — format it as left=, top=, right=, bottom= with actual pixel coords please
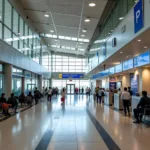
left=120, top=52, right=123, bottom=54
left=85, top=17, right=91, bottom=22
left=81, top=35, right=85, bottom=37
left=119, top=17, right=124, bottom=20
left=137, top=39, right=141, bottom=42
left=89, top=3, right=96, bottom=7
left=50, top=30, right=54, bottom=33
left=82, top=29, right=87, bottom=33
left=80, top=43, right=83, bottom=44
left=144, top=46, right=147, bottom=49
left=44, top=14, right=49, bottom=17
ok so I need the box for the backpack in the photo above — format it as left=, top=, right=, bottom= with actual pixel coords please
left=102, top=92, right=105, bottom=97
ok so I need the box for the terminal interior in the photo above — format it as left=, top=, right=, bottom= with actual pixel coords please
left=0, top=0, right=150, bottom=150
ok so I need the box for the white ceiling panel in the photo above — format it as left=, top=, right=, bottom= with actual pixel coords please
left=53, top=13, right=80, bottom=28
left=19, top=0, right=108, bottom=56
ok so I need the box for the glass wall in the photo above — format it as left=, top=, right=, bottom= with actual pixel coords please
left=24, top=71, right=38, bottom=95
left=12, top=68, right=24, bottom=96
left=52, top=80, right=90, bottom=92
left=0, top=0, right=47, bottom=65
left=0, top=64, right=4, bottom=95
left=52, top=54, right=85, bottom=72
left=90, top=0, right=136, bottom=51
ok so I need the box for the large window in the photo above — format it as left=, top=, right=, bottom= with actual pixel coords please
left=52, top=54, right=85, bottom=72
left=52, top=80, right=90, bottom=92
left=0, top=0, right=46, bottom=65
left=4, top=0, right=12, bottom=29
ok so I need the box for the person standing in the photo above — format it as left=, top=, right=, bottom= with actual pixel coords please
left=128, top=87, right=133, bottom=96
left=121, top=87, right=131, bottom=116
left=82, top=88, right=84, bottom=94
left=48, top=87, right=52, bottom=103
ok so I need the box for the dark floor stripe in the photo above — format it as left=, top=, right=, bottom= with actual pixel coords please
left=35, top=130, right=53, bottom=150
left=86, top=109, right=121, bottom=150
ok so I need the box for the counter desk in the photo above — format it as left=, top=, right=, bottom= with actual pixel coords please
left=132, top=96, right=141, bottom=114
left=114, top=93, right=123, bottom=111
left=104, top=92, right=113, bottom=106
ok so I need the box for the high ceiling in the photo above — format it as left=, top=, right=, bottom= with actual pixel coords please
left=19, top=0, right=108, bottom=55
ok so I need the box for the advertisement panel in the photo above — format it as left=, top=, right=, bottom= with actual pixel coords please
left=134, top=51, right=150, bottom=67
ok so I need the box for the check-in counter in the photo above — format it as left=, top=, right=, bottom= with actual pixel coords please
left=104, top=92, right=113, bottom=106
left=114, top=93, right=123, bottom=111
left=132, top=96, right=141, bottom=114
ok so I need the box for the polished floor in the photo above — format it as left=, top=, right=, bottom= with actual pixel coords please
left=0, top=95, right=150, bottom=150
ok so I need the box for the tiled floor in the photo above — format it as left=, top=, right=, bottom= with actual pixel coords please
left=0, top=95, right=150, bottom=150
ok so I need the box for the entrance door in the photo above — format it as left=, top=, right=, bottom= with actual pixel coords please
left=67, top=84, right=75, bottom=94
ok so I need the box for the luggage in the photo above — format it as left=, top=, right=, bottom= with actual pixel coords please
left=61, top=97, right=65, bottom=102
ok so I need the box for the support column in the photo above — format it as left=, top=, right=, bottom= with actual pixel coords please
left=96, top=80, right=102, bottom=87
left=38, top=75, right=42, bottom=92
left=4, top=64, right=12, bottom=98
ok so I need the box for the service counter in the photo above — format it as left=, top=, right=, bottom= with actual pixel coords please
left=104, top=92, right=113, bottom=106
left=114, top=93, right=123, bottom=111
left=132, top=96, right=141, bottom=114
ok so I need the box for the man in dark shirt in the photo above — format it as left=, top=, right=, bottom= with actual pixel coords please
left=128, top=87, right=133, bottom=96
left=133, top=91, right=150, bottom=124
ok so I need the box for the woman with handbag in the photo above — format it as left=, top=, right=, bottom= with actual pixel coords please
left=61, top=88, right=66, bottom=103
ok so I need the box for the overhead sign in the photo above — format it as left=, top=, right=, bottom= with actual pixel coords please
left=134, top=51, right=150, bottom=67
left=134, top=0, right=144, bottom=33
left=61, top=74, right=84, bottom=79
left=58, top=74, right=62, bottom=79
left=115, top=64, right=122, bottom=73
left=123, top=59, right=133, bottom=71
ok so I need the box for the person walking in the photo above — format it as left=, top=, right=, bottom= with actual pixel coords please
left=48, top=87, right=52, bottom=103
left=121, top=87, right=131, bottom=116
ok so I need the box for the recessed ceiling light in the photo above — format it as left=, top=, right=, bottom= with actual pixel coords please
left=82, top=29, right=87, bottom=33
left=89, top=3, right=96, bottom=7
left=81, top=35, right=85, bottom=37
left=120, top=52, right=123, bottom=54
left=84, top=18, right=90, bottom=22
left=119, top=17, right=124, bottom=20
left=144, top=46, right=147, bottom=49
left=111, top=30, right=114, bottom=32
left=50, top=30, right=54, bottom=33
left=80, top=43, right=83, bottom=44
left=108, top=33, right=111, bottom=35
left=44, top=14, right=49, bottom=17
left=137, top=39, right=141, bottom=42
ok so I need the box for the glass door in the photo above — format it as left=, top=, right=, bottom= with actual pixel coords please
left=67, top=84, right=75, bottom=94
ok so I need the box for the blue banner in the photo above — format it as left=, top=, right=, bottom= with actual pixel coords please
left=130, top=74, right=139, bottom=95
left=62, top=74, right=84, bottom=79
left=123, top=59, right=133, bottom=71
left=134, top=0, right=144, bottom=33
left=134, top=51, right=150, bottom=67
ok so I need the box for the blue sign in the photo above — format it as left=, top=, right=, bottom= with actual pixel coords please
left=62, top=74, right=84, bottom=79
left=109, top=67, right=115, bottom=75
left=115, top=64, right=122, bottom=73
left=134, top=51, right=150, bottom=67
left=134, top=0, right=144, bottom=33
left=123, top=59, right=133, bottom=71
left=130, top=74, right=139, bottom=95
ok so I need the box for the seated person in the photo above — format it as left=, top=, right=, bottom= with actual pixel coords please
left=26, top=92, right=33, bottom=106
left=7, top=93, right=18, bottom=113
left=133, top=91, right=150, bottom=124
left=0, top=93, right=11, bottom=116
left=19, top=93, right=26, bottom=106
